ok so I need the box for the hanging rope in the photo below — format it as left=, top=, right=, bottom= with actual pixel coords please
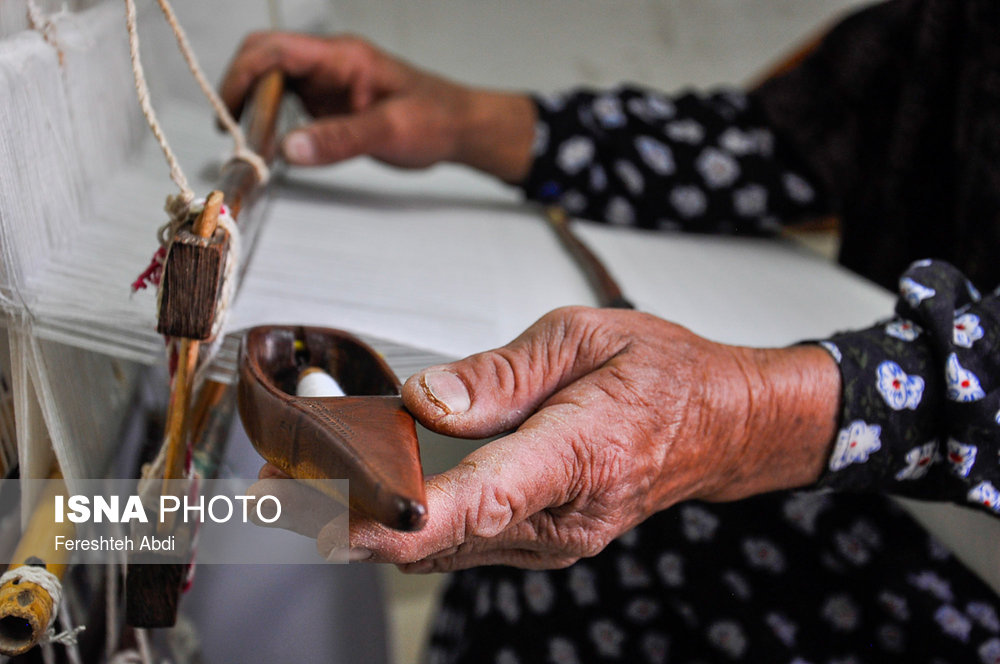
left=25, top=0, right=64, bottom=64
left=123, top=0, right=194, bottom=221
left=151, top=0, right=270, bottom=185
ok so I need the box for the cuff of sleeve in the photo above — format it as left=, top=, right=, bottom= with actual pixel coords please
left=814, top=321, right=944, bottom=493
left=518, top=94, right=581, bottom=204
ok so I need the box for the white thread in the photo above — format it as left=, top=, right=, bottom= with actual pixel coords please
left=50, top=593, right=85, bottom=652
left=0, top=566, right=62, bottom=629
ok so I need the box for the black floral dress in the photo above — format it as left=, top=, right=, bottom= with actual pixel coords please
left=428, top=1, right=1000, bottom=662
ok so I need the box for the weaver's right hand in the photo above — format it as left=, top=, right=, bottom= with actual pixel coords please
left=220, top=32, right=536, bottom=183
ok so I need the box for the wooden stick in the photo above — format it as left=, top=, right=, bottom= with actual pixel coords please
left=542, top=206, right=635, bottom=309
left=127, top=72, right=285, bottom=629
left=0, top=470, right=73, bottom=656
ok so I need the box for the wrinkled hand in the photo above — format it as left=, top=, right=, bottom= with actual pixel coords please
left=220, top=32, right=535, bottom=181
left=271, top=307, right=839, bottom=571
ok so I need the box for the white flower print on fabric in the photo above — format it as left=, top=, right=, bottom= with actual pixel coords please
left=532, top=121, right=549, bottom=156
left=829, top=420, right=882, bottom=471
left=496, top=581, right=520, bottom=623
left=642, top=633, right=670, bottom=664
left=606, top=197, right=635, bottom=225
left=953, top=313, right=984, bottom=348
left=885, top=319, right=922, bottom=341
left=556, top=136, right=595, bottom=174
left=899, top=277, right=936, bottom=308
left=625, top=96, right=653, bottom=122
left=718, top=127, right=755, bottom=155
left=908, top=570, right=954, bottom=602
left=967, top=602, right=1000, bottom=633
left=995, top=407, right=1000, bottom=425
left=818, top=341, right=842, bottom=364
left=895, top=441, right=938, bottom=480
left=537, top=92, right=568, bottom=112
left=618, top=528, right=639, bottom=547
left=548, top=637, right=580, bottom=664
left=656, top=552, right=684, bottom=587
left=635, top=135, right=675, bottom=174
left=968, top=280, right=982, bottom=301
left=733, top=184, right=767, bottom=217
left=496, top=649, right=520, bottom=664
left=614, top=159, right=645, bottom=195
left=742, top=537, right=786, bottom=574
left=722, top=570, right=752, bottom=601
left=589, top=164, right=607, bottom=192
left=782, top=172, right=815, bottom=203
left=822, top=594, right=860, bottom=631
left=749, top=128, right=775, bottom=156
left=783, top=491, right=831, bottom=534
left=665, top=119, right=705, bottom=144
left=834, top=530, right=873, bottom=566
left=878, top=591, right=910, bottom=621
left=617, top=554, right=652, bottom=588
left=433, top=608, right=465, bottom=638
left=935, top=605, right=973, bottom=642
left=474, top=583, right=491, bottom=617
left=593, top=95, right=626, bottom=128
left=670, top=185, right=707, bottom=218
left=680, top=504, right=719, bottom=542
left=980, top=638, right=1000, bottom=664
left=876, top=361, right=925, bottom=410
left=560, top=191, right=587, bottom=214
left=947, top=439, right=978, bottom=478
left=696, top=147, right=740, bottom=188
left=645, top=93, right=676, bottom=119
left=945, top=353, right=986, bottom=402
left=968, top=481, right=1000, bottom=513
left=626, top=597, right=661, bottom=623
left=765, top=612, right=798, bottom=647
left=878, top=624, right=906, bottom=653
left=707, top=621, right=747, bottom=658
left=567, top=565, right=598, bottom=606
left=589, top=620, right=625, bottom=658
left=524, top=572, right=555, bottom=613
left=910, top=258, right=934, bottom=269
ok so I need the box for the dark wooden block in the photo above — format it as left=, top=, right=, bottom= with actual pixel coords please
left=156, top=228, right=228, bottom=340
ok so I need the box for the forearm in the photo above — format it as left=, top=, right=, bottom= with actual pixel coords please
left=453, top=88, right=536, bottom=184
left=697, top=343, right=841, bottom=503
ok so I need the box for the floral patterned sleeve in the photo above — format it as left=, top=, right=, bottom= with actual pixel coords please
left=820, top=260, right=1000, bottom=517
left=519, top=86, right=829, bottom=232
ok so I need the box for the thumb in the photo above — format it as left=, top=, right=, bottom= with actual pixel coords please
left=402, top=307, right=620, bottom=438
left=281, top=110, right=391, bottom=165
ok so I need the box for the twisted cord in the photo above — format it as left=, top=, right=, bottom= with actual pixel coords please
left=123, top=0, right=194, bottom=219
left=152, top=0, right=270, bottom=184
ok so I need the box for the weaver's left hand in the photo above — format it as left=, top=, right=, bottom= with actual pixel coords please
left=276, top=306, right=839, bottom=571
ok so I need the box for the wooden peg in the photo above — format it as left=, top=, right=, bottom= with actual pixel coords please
left=157, top=190, right=227, bottom=340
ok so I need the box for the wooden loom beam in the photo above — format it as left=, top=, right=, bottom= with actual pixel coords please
left=126, top=71, right=285, bottom=629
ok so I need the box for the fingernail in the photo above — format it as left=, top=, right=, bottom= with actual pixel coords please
left=349, top=548, right=373, bottom=562
left=421, top=371, right=471, bottom=415
left=282, top=132, right=315, bottom=163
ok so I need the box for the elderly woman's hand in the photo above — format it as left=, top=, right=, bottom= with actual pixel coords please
left=220, top=32, right=535, bottom=182
left=328, top=306, right=841, bottom=571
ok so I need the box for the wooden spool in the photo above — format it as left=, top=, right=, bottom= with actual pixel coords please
left=0, top=473, right=73, bottom=656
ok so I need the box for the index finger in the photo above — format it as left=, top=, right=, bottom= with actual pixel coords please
left=346, top=417, right=579, bottom=563
left=219, top=32, right=347, bottom=117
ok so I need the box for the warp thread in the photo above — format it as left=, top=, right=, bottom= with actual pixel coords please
left=0, top=566, right=85, bottom=645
